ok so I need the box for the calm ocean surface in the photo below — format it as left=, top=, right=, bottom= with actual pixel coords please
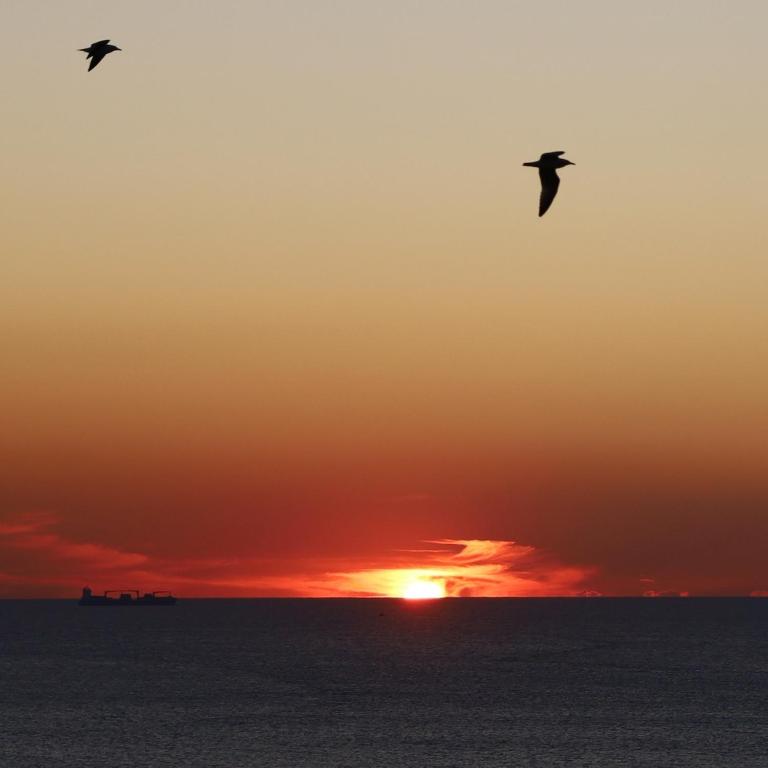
left=1, top=598, right=766, bottom=767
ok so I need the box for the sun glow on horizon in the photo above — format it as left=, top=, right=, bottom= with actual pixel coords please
left=308, top=540, right=594, bottom=598
left=402, top=578, right=446, bottom=600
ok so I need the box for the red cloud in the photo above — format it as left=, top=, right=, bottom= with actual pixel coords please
left=0, top=514, right=595, bottom=598
left=10, top=533, right=147, bottom=568
left=0, top=511, right=57, bottom=536
left=0, top=512, right=149, bottom=595
left=305, top=539, right=597, bottom=597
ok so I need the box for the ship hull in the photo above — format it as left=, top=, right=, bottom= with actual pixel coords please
left=78, top=589, right=177, bottom=605
left=78, top=597, right=177, bottom=606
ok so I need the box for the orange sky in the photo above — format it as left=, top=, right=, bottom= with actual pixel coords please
left=2, top=2, right=768, bottom=596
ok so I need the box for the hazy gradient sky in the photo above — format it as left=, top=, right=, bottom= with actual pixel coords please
left=2, top=1, right=768, bottom=596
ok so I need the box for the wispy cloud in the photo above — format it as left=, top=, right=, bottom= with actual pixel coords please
left=306, top=539, right=596, bottom=597
left=0, top=511, right=57, bottom=536
left=0, top=513, right=594, bottom=597
left=10, top=533, right=147, bottom=568
left=0, top=512, right=150, bottom=594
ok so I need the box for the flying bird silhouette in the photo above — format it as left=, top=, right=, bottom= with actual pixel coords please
left=523, top=151, right=575, bottom=217
left=79, top=40, right=121, bottom=71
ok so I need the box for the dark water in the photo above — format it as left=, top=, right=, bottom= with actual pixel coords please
left=1, top=599, right=766, bottom=767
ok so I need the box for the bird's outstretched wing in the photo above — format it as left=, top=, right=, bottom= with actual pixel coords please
left=92, top=39, right=111, bottom=47
left=540, top=151, right=566, bottom=160
left=538, top=168, right=560, bottom=217
left=88, top=50, right=108, bottom=71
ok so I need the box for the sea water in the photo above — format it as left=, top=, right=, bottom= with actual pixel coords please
left=1, top=598, right=766, bottom=767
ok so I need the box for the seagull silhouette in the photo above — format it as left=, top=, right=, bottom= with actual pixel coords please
left=79, top=40, right=121, bottom=72
left=522, top=151, right=575, bottom=217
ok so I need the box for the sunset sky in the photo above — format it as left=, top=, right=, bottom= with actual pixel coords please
left=2, top=1, right=767, bottom=597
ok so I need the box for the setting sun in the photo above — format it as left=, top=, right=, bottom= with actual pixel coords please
left=403, top=579, right=446, bottom=600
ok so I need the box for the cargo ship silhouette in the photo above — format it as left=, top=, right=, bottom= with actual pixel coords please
left=78, top=587, right=177, bottom=605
